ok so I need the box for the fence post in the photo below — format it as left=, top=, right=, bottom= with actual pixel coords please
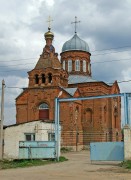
left=55, top=97, right=60, bottom=161
left=124, top=93, right=129, bottom=125
left=124, top=125, right=131, bottom=160
left=55, top=98, right=58, bottom=160
left=0, top=80, right=5, bottom=160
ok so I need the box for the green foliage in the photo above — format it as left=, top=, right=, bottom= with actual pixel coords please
left=61, top=147, right=72, bottom=153
left=59, top=156, right=68, bottom=162
left=0, top=159, right=51, bottom=169
left=0, top=156, right=68, bottom=170
left=120, top=160, right=131, bottom=169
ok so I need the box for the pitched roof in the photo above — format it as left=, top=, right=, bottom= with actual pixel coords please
left=68, top=75, right=97, bottom=84
left=63, top=87, right=77, bottom=96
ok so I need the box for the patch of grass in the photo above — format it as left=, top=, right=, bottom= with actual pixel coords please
left=59, top=156, right=68, bottom=162
left=120, top=160, right=131, bottom=169
left=0, top=156, right=68, bottom=170
left=61, top=147, right=72, bottom=153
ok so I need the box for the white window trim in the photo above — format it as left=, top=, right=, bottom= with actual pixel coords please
left=63, top=61, right=65, bottom=70
left=68, top=60, right=72, bottom=72
left=75, top=60, right=80, bottom=71
left=83, top=60, right=86, bottom=72
left=48, top=132, right=55, bottom=141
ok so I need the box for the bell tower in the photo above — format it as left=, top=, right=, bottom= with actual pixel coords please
left=28, top=18, right=68, bottom=88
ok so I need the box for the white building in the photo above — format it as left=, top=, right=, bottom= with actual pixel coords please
left=4, top=120, right=56, bottom=159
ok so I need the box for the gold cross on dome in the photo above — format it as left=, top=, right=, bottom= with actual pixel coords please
left=71, top=16, right=81, bottom=34
left=47, top=16, right=53, bottom=29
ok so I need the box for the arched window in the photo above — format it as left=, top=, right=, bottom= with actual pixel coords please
left=35, top=74, right=39, bottom=84
left=42, top=74, right=45, bottom=83
left=83, top=60, right=86, bottom=72
left=85, top=108, right=93, bottom=126
left=63, top=61, right=65, bottom=70
left=48, top=73, right=52, bottom=83
left=75, top=60, right=80, bottom=71
left=39, top=103, right=49, bottom=120
left=68, top=60, right=72, bottom=72
left=104, top=105, right=107, bottom=122
left=75, top=106, right=79, bottom=122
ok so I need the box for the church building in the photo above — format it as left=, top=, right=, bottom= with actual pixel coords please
left=16, top=19, right=121, bottom=150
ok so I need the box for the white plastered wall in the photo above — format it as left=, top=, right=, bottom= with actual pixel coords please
left=4, top=121, right=55, bottom=159
left=124, top=125, right=131, bottom=160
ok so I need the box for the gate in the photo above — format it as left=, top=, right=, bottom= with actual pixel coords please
left=90, top=142, right=124, bottom=161
left=55, top=93, right=130, bottom=161
left=19, top=141, right=56, bottom=159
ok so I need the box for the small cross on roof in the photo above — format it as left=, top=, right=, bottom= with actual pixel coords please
left=47, top=16, right=53, bottom=30
left=71, top=16, right=81, bottom=34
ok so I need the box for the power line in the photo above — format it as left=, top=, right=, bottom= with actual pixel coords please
left=0, top=55, right=131, bottom=72
left=6, top=86, right=24, bottom=89
left=0, top=57, right=131, bottom=73
left=116, top=80, right=131, bottom=84
left=4, top=79, right=131, bottom=90
left=92, top=57, right=131, bottom=64
left=0, top=69, right=29, bottom=73
left=0, top=45, right=131, bottom=64
left=91, top=49, right=131, bottom=56
left=0, top=62, right=35, bottom=68
left=90, top=45, right=131, bottom=52
left=107, top=79, right=131, bottom=85
left=0, top=57, right=37, bottom=63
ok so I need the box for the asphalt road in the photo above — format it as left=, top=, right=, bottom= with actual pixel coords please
left=0, top=151, right=131, bottom=180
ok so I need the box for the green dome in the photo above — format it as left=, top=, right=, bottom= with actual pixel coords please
left=62, top=34, right=90, bottom=53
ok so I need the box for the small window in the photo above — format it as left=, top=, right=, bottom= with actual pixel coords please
left=35, top=74, right=39, bottom=84
left=63, top=61, right=65, bottom=70
left=25, top=133, right=35, bottom=141
left=68, top=60, right=72, bottom=72
left=48, top=133, right=55, bottom=141
left=83, top=60, right=86, bottom=72
left=75, top=60, right=80, bottom=71
left=42, top=74, right=45, bottom=83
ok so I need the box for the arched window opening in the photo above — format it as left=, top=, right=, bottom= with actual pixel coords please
left=83, top=60, right=86, bottom=72
left=114, top=107, right=118, bottom=117
left=63, top=61, right=65, bottom=70
left=48, top=73, right=52, bottom=83
left=39, top=103, right=49, bottom=109
left=75, top=106, right=79, bottom=123
left=68, top=60, right=72, bottom=72
left=42, top=74, right=46, bottom=83
left=35, top=74, right=39, bottom=84
left=104, top=105, right=107, bottom=122
left=75, top=60, right=80, bottom=71
left=39, top=103, right=49, bottom=120
left=85, top=108, right=93, bottom=126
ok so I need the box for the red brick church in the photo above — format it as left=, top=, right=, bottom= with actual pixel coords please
left=16, top=22, right=121, bottom=150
